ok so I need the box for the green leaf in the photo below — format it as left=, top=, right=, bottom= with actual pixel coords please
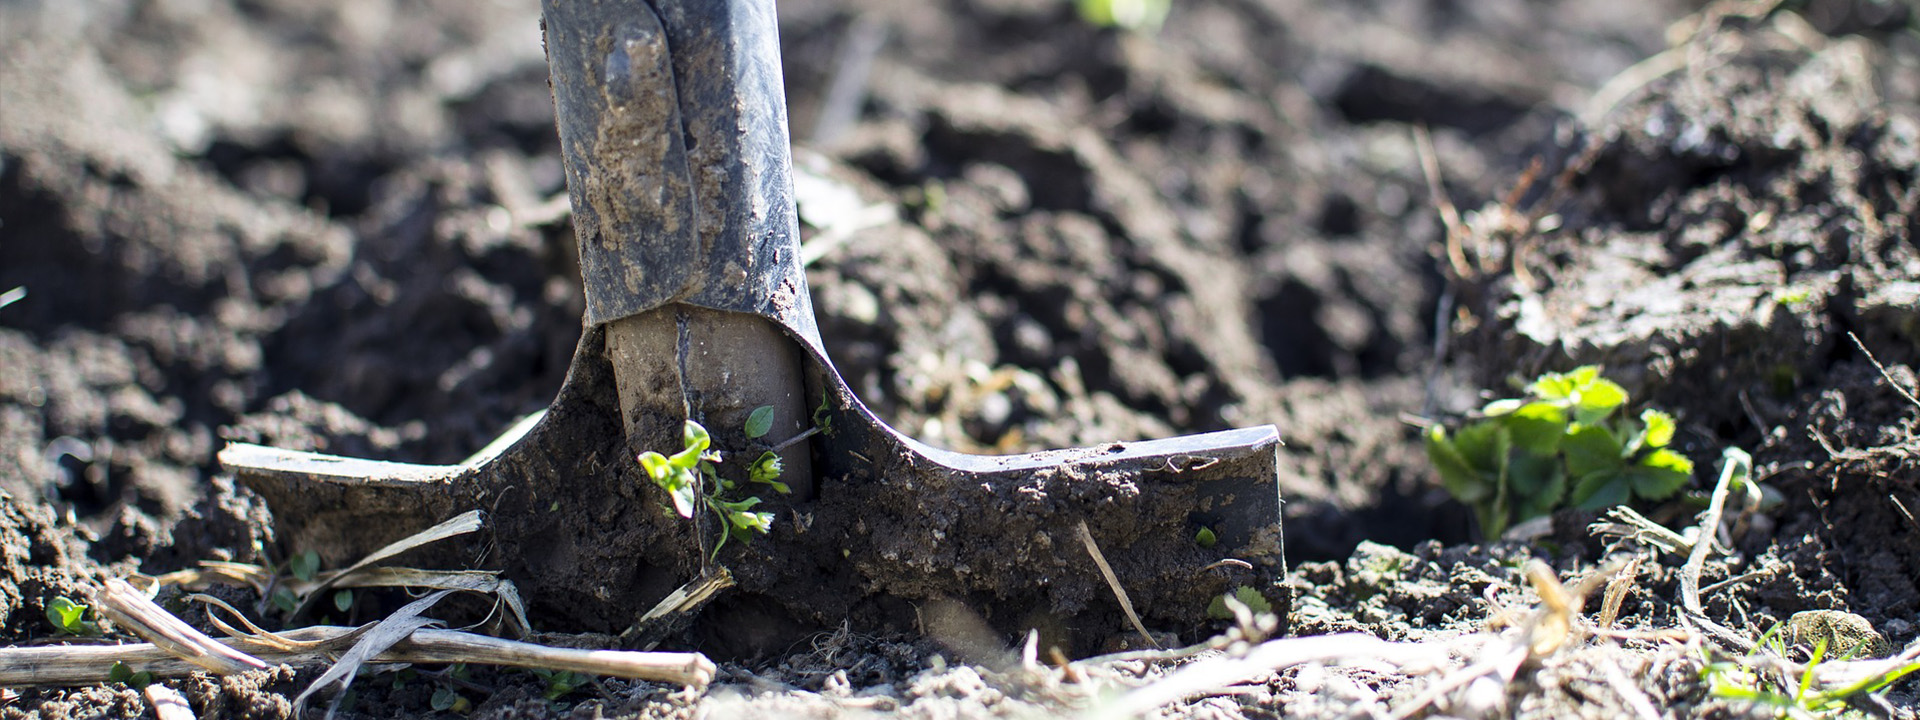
left=1562, top=424, right=1625, bottom=478
left=682, top=420, right=711, bottom=454
left=667, top=471, right=698, bottom=518
left=1426, top=426, right=1491, bottom=503
left=1628, top=450, right=1693, bottom=499
left=1505, top=402, right=1569, bottom=455
left=47, top=596, right=86, bottom=634
left=1507, top=452, right=1564, bottom=499
left=270, top=586, right=297, bottom=615
left=290, top=550, right=321, bottom=583
left=744, top=405, right=776, bottom=440
left=638, top=451, right=670, bottom=481
left=668, top=444, right=703, bottom=471
left=1572, top=378, right=1628, bottom=425
left=430, top=686, right=459, bottom=711
left=1195, top=526, right=1218, bottom=548
left=1451, top=421, right=1505, bottom=471
left=1481, top=398, right=1524, bottom=416
left=107, top=660, right=153, bottom=688
left=1639, top=447, right=1694, bottom=476
left=1529, top=370, right=1578, bottom=401
left=1571, top=470, right=1629, bottom=510
left=333, top=589, right=354, bottom=613
left=1233, top=586, right=1272, bottom=614
left=1640, top=409, right=1677, bottom=448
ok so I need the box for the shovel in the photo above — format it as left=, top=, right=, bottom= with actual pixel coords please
left=221, top=0, right=1284, bottom=655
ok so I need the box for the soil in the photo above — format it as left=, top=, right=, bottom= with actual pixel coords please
left=3, top=0, right=1920, bottom=717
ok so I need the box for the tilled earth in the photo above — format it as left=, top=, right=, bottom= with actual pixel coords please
left=4, top=0, right=1920, bottom=717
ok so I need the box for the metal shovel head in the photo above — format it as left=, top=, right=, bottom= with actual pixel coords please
left=222, top=0, right=1285, bottom=656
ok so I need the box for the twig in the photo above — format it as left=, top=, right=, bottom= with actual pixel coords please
left=769, top=426, right=821, bottom=453
left=808, top=14, right=888, bottom=147
left=1601, top=660, right=1663, bottom=720
left=1679, top=448, right=1756, bottom=652
left=1389, top=644, right=1527, bottom=720
left=1596, top=554, right=1641, bottom=629
left=1848, top=332, right=1920, bottom=411
left=1107, top=633, right=1451, bottom=717
left=144, top=684, right=197, bottom=720
left=621, top=569, right=735, bottom=648
left=1698, top=568, right=1771, bottom=596
left=0, top=625, right=715, bottom=689
left=1413, top=125, right=1472, bottom=280
left=94, top=578, right=268, bottom=675
left=1076, top=521, right=1158, bottom=649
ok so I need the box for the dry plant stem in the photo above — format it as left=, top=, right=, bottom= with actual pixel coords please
left=1109, top=633, right=1451, bottom=717
left=145, top=684, right=196, bottom=720
left=1076, top=521, right=1158, bottom=649
left=1413, top=125, right=1471, bottom=279
left=95, top=578, right=269, bottom=675
left=621, top=568, right=735, bottom=646
left=1848, top=332, right=1920, bottom=410
left=1601, top=660, right=1662, bottom=720
left=0, top=626, right=715, bottom=689
left=1679, top=450, right=1755, bottom=652
left=1597, top=554, right=1641, bottom=629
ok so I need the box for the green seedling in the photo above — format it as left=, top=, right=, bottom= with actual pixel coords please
left=289, top=549, right=321, bottom=583
left=429, top=685, right=468, bottom=713
left=1077, top=0, right=1169, bottom=31
left=269, top=586, right=299, bottom=615
left=1704, top=622, right=1920, bottom=717
left=108, top=661, right=153, bottom=689
left=1206, top=585, right=1272, bottom=620
left=1194, top=526, right=1218, bottom=548
left=45, top=596, right=98, bottom=637
left=638, top=414, right=789, bottom=560
left=529, top=668, right=589, bottom=701
left=1426, top=366, right=1695, bottom=538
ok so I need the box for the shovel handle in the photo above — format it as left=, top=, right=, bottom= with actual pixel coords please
left=543, top=0, right=817, bottom=342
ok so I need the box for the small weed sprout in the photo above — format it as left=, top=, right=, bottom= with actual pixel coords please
left=108, top=661, right=153, bottom=689
left=1426, top=366, right=1695, bottom=537
left=530, top=668, right=588, bottom=701
left=1206, top=586, right=1273, bottom=620
left=1076, top=0, right=1169, bottom=31
left=638, top=408, right=795, bottom=560
left=1193, top=526, right=1218, bottom=548
left=45, top=596, right=98, bottom=637
left=1703, top=622, right=1920, bottom=716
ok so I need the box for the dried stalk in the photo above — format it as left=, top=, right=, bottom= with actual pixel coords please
left=0, top=625, right=715, bottom=689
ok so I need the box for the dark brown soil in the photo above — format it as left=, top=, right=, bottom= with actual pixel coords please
left=4, top=0, right=1920, bottom=716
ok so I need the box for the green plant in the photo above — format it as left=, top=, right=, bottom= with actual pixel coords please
left=288, top=549, right=321, bottom=583
left=45, top=596, right=98, bottom=636
left=638, top=411, right=791, bottom=560
left=1193, top=526, right=1217, bottom=548
left=1426, top=366, right=1695, bottom=538
left=1704, top=623, right=1920, bottom=717
left=429, top=685, right=468, bottom=713
left=529, top=668, right=588, bottom=701
left=1076, top=0, right=1170, bottom=31
left=1206, top=585, right=1272, bottom=620
left=108, top=661, right=153, bottom=689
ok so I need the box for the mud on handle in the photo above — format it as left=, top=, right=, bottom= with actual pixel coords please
left=545, top=0, right=819, bottom=342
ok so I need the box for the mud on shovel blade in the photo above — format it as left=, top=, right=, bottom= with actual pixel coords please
left=220, top=0, right=1286, bottom=653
